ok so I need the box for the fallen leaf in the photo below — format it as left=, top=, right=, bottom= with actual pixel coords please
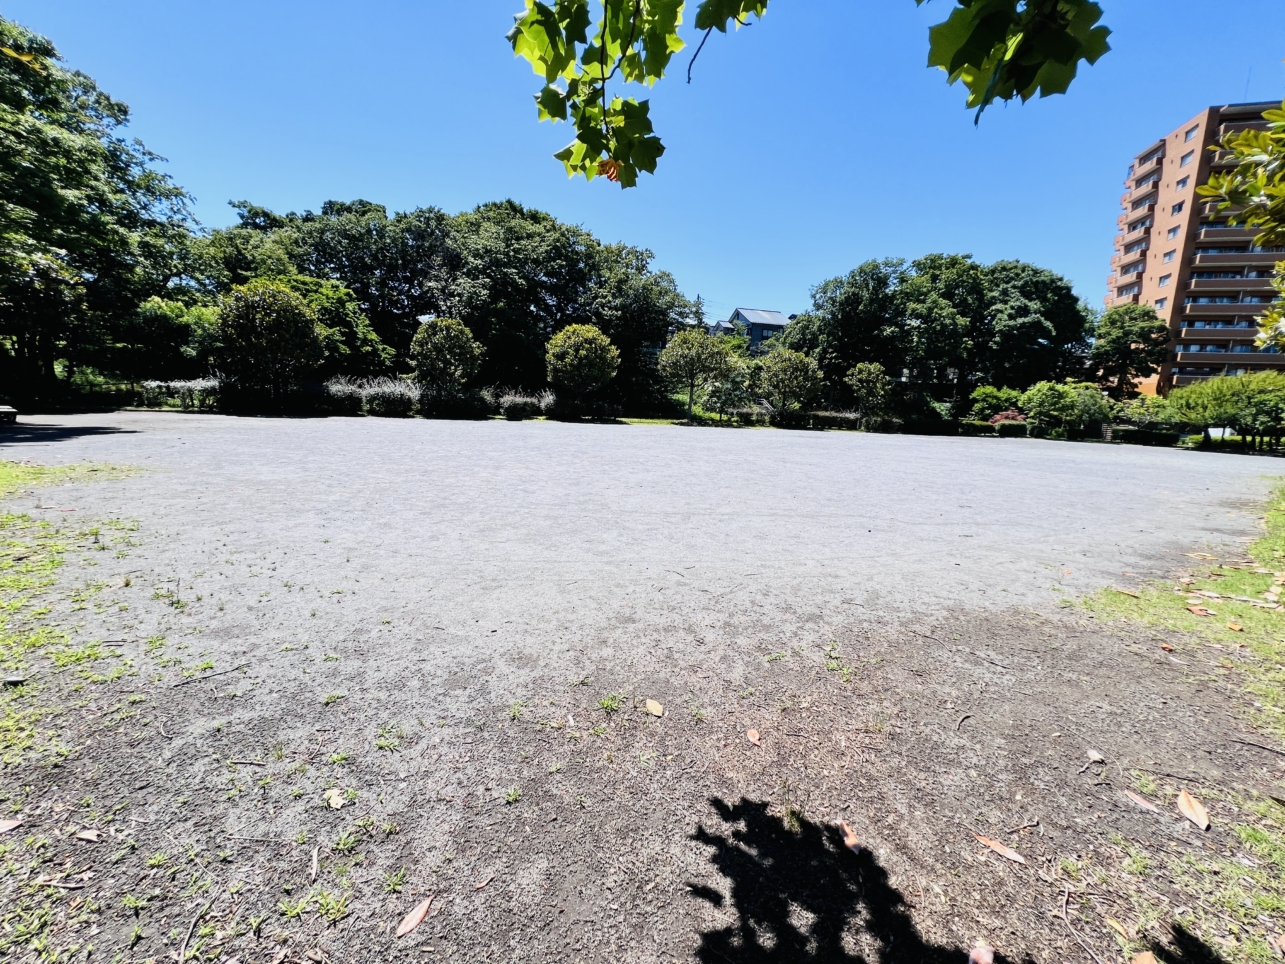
left=746, top=729, right=761, bottom=747
left=74, top=828, right=99, bottom=842
left=837, top=821, right=861, bottom=853
left=1228, top=622, right=1243, bottom=632
left=969, top=945, right=995, bottom=964
left=1106, top=918, right=1129, bottom=940
left=1267, top=934, right=1285, bottom=959
left=1192, top=589, right=1221, bottom=599
left=974, top=834, right=1025, bottom=864
left=310, top=845, right=319, bottom=883
left=0, top=818, right=23, bottom=834
left=1160, top=644, right=1174, bottom=652
left=1086, top=748, right=1105, bottom=763
left=1177, top=789, right=1211, bottom=830
left=1186, top=552, right=1217, bottom=560
left=1132, top=953, right=1158, bottom=964
left=322, top=788, right=345, bottom=810
left=644, top=699, right=664, bottom=718
left=1125, top=790, right=1160, bottom=813
left=1186, top=606, right=1216, bottom=617
left=395, top=895, right=434, bottom=937
left=475, top=875, right=493, bottom=890
left=1113, top=588, right=1140, bottom=598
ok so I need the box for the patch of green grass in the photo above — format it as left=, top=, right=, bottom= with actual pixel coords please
left=382, top=866, right=408, bottom=893
left=597, top=692, right=625, bottom=714
left=323, top=692, right=346, bottom=706
left=504, top=786, right=521, bottom=804
left=1084, top=481, right=1285, bottom=743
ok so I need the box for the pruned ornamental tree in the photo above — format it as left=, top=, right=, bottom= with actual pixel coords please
left=844, top=362, right=894, bottom=427
left=410, top=317, right=485, bottom=395
left=507, top=0, right=1111, bottom=186
left=1090, top=304, right=1169, bottom=399
left=658, top=326, right=733, bottom=420
left=758, top=346, right=822, bottom=422
left=546, top=324, right=620, bottom=402
left=213, top=280, right=322, bottom=400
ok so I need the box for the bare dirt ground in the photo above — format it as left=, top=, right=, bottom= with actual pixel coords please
left=1, top=412, right=1283, bottom=964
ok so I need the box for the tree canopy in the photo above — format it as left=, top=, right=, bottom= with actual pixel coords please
left=508, top=0, right=1111, bottom=186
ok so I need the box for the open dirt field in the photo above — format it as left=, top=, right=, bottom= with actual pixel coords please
left=2, top=412, right=1283, bottom=964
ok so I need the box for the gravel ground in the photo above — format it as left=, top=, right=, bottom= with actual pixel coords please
left=1, top=412, right=1282, bottom=964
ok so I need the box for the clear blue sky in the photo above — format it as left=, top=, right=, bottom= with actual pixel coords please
left=9, top=1, right=1285, bottom=320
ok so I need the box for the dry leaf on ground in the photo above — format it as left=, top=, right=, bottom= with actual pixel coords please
left=1132, top=953, right=1158, bottom=964
left=74, top=828, right=99, bottom=842
left=1160, top=643, right=1174, bottom=652
left=323, top=788, right=345, bottom=810
left=968, top=945, right=995, bottom=964
left=1124, top=790, right=1160, bottom=813
left=396, top=896, right=434, bottom=938
left=0, top=818, right=23, bottom=834
left=1112, top=588, right=1139, bottom=598
left=837, top=821, right=861, bottom=853
left=1228, top=622, right=1243, bottom=632
left=1106, top=918, right=1129, bottom=940
left=746, top=729, right=761, bottom=747
left=1266, top=934, right=1285, bottom=958
left=475, top=875, right=494, bottom=890
left=1186, top=605, right=1216, bottom=617
left=1177, top=789, right=1211, bottom=830
left=644, top=699, right=663, bottom=717
left=974, top=834, right=1025, bottom=864
left=310, top=845, right=319, bottom=882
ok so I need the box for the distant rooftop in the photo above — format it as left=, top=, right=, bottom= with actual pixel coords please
left=728, top=308, right=791, bottom=328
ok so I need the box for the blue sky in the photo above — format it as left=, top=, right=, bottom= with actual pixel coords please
left=10, top=1, right=1285, bottom=320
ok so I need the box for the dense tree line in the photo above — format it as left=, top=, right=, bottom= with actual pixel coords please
left=1, top=14, right=1163, bottom=422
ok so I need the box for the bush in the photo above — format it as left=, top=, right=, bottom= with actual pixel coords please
left=996, top=420, right=1029, bottom=438
left=759, top=348, right=822, bottom=422
left=810, top=411, right=863, bottom=431
left=546, top=325, right=620, bottom=400
left=498, top=391, right=548, bottom=420
left=968, top=385, right=1022, bottom=421
left=419, top=386, right=496, bottom=420
left=323, top=377, right=365, bottom=416
left=361, top=378, right=417, bottom=417
left=139, top=379, right=220, bottom=411
left=1113, top=426, right=1180, bottom=447
left=410, top=318, right=484, bottom=394
left=214, top=280, right=323, bottom=400
left=960, top=420, right=996, bottom=436
left=989, top=409, right=1025, bottom=424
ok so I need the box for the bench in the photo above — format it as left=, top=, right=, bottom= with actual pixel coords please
left=0, top=407, right=16, bottom=425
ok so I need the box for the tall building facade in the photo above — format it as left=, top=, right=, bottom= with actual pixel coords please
left=1106, top=101, right=1282, bottom=394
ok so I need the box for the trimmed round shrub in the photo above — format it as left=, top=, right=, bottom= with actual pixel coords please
left=323, top=377, right=365, bottom=416
left=361, top=378, right=417, bottom=417
left=546, top=325, right=620, bottom=398
left=499, top=393, right=543, bottom=420
left=996, top=420, right=1029, bottom=438
left=410, top=318, right=484, bottom=394
left=214, top=280, right=322, bottom=401
left=960, top=420, right=997, bottom=436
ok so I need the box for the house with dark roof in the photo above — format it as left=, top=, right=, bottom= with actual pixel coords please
left=708, top=308, right=794, bottom=352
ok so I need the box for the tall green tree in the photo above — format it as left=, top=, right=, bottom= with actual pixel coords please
left=844, top=362, right=894, bottom=426
left=658, top=326, right=733, bottom=420
left=0, top=17, right=192, bottom=395
left=213, top=280, right=322, bottom=400
left=1090, top=303, right=1169, bottom=398
left=758, top=346, right=822, bottom=420
left=507, top=1, right=1111, bottom=185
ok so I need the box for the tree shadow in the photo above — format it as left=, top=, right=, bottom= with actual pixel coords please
left=688, top=799, right=1232, bottom=964
left=0, top=423, right=135, bottom=445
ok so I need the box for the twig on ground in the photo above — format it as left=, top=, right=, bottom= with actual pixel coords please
left=1005, top=818, right=1039, bottom=834
left=956, top=714, right=973, bottom=731
left=1060, top=885, right=1105, bottom=964
left=179, top=895, right=215, bottom=963
left=173, top=663, right=249, bottom=688
left=229, top=759, right=267, bottom=766
left=1230, top=737, right=1285, bottom=757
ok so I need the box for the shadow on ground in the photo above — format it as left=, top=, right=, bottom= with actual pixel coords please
left=0, top=422, right=135, bottom=445
left=689, top=798, right=1228, bottom=964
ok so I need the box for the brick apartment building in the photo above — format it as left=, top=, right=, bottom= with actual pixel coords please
left=1106, top=101, right=1283, bottom=394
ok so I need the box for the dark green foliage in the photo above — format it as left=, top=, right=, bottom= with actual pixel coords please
left=278, top=276, right=392, bottom=379
left=546, top=324, right=620, bottom=399
left=409, top=318, right=484, bottom=394
left=967, top=385, right=1022, bottom=421
left=213, top=280, right=322, bottom=401
left=1112, top=427, right=1180, bottom=447
left=0, top=16, right=192, bottom=398
left=758, top=347, right=822, bottom=424
left=995, top=420, right=1029, bottom=438
left=781, top=255, right=1093, bottom=412
left=960, top=420, right=997, bottom=436
left=1090, top=303, right=1169, bottom=398
left=361, top=378, right=418, bottom=418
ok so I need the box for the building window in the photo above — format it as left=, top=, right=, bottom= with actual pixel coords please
left=1124, top=238, right=1148, bottom=255
left=1167, top=226, right=1181, bottom=239
left=1176, top=176, right=1189, bottom=190
left=1180, top=150, right=1195, bottom=167
left=1185, top=125, right=1199, bottom=142
left=1172, top=201, right=1185, bottom=215
left=1155, top=298, right=1167, bottom=309
left=1163, top=250, right=1175, bottom=263
left=1131, top=195, right=1155, bottom=211
left=1158, top=275, right=1171, bottom=287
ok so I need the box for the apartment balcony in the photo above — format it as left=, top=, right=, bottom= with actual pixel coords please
left=1209, top=150, right=1240, bottom=168
left=1197, top=225, right=1258, bottom=243
left=1173, top=351, right=1285, bottom=366
left=1188, top=277, right=1275, bottom=293
left=1182, top=301, right=1262, bottom=317
left=1109, top=291, right=1140, bottom=306
left=1122, top=222, right=1153, bottom=242
left=1191, top=252, right=1281, bottom=267
left=1179, top=327, right=1254, bottom=339
left=1219, top=121, right=1269, bottom=140
left=1129, top=184, right=1159, bottom=206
